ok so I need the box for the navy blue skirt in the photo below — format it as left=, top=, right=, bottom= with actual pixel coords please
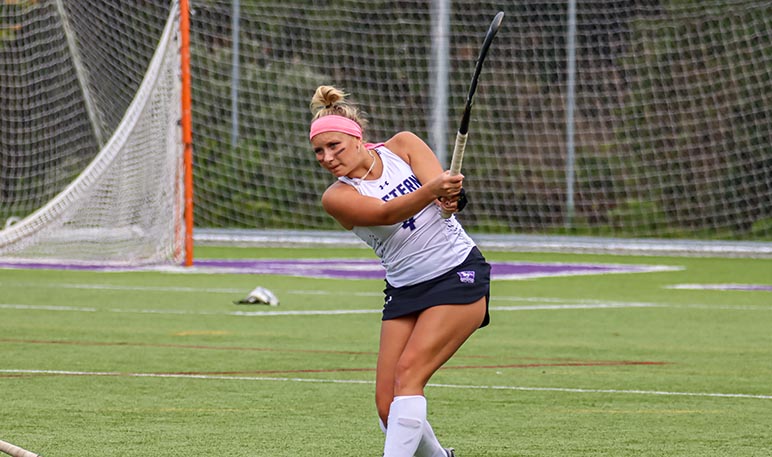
left=382, top=247, right=491, bottom=327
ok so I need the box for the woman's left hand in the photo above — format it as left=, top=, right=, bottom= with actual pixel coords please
left=437, top=193, right=459, bottom=213
left=437, top=188, right=467, bottom=213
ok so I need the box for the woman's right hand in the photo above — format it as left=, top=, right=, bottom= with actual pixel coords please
left=430, top=170, right=464, bottom=199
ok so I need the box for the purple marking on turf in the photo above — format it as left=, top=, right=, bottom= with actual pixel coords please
left=0, top=258, right=680, bottom=280
left=207, top=259, right=677, bottom=280
left=0, top=260, right=135, bottom=272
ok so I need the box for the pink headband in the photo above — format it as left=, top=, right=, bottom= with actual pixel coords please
left=309, top=115, right=362, bottom=140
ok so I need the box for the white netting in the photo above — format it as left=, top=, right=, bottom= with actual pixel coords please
left=186, top=1, right=770, bottom=245
left=1, top=1, right=770, bottom=261
left=0, top=1, right=184, bottom=265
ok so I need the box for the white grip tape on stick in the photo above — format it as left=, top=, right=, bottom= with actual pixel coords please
left=448, top=132, right=468, bottom=175
left=441, top=132, right=469, bottom=219
left=0, top=440, right=41, bottom=457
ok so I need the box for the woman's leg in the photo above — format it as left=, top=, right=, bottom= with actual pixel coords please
left=378, top=297, right=487, bottom=456
left=392, top=297, right=487, bottom=396
left=376, top=313, right=418, bottom=424
left=375, top=297, right=486, bottom=421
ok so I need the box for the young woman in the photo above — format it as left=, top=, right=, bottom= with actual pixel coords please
left=309, top=85, right=491, bottom=457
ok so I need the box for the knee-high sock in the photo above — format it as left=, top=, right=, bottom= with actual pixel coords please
left=379, top=406, right=447, bottom=457
left=415, top=420, right=448, bottom=457
left=383, top=395, right=426, bottom=457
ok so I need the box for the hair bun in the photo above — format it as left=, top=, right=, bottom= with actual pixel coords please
left=310, top=85, right=345, bottom=114
left=309, top=85, right=367, bottom=135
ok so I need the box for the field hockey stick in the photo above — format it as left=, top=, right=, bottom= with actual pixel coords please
left=441, top=11, right=504, bottom=219
left=0, top=440, right=42, bottom=457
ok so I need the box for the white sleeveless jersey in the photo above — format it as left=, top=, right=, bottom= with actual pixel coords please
left=338, top=145, right=475, bottom=287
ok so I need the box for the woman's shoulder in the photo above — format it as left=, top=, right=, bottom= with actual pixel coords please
left=321, top=181, right=359, bottom=230
left=323, top=180, right=354, bottom=196
left=384, top=131, right=425, bottom=149
left=383, top=131, right=429, bottom=164
left=322, top=179, right=356, bottom=207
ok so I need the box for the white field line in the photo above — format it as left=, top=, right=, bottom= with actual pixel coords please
left=0, top=303, right=380, bottom=316
left=5, top=281, right=770, bottom=305
left=0, top=281, right=764, bottom=309
left=0, top=303, right=647, bottom=316
left=0, top=282, right=383, bottom=296
left=666, top=283, right=772, bottom=292
left=2, top=281, right=770, bottom=305
left=2, top=369, right=770, bottom=401
left=1, top=299, right=770, bottom=316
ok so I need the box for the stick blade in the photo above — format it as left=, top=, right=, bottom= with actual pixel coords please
left=0, top=440, right=42, bottom=457
left=491, top=11, right=505, bottom=33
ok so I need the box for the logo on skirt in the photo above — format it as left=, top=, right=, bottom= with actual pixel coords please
left=457, top=271, right=476, bottom=284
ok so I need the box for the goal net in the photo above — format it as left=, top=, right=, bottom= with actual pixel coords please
left=0, top=1, right=184, bottom=265
left=1, top=1, right=769, bottom=263
left=188, top=0, right=770, bottom=247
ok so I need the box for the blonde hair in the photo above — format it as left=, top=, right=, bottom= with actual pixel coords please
left=309, top=85, right=368, bottom=134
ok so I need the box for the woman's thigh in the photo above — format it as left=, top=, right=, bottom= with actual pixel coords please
left=375, top=314, right=418, bottom=420
left=393, top=298, right=486, bottom=394
left=375, top=297, right=486, bottom=410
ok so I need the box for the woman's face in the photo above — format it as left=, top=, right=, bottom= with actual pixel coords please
left=311, top=131, right=360, bottom=177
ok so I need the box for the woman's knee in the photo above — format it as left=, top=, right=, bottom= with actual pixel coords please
left=392, top=353, right=431, bottom=394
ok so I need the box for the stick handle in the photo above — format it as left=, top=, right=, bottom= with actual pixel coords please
left=0, top=440, right=41, bottom=457
left=441, top=132, right=468, bottom=219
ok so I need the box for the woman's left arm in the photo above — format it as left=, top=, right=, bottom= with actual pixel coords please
left=385, top=132, right=463, bottom=213
left=385, top=132, right=443, bottom=182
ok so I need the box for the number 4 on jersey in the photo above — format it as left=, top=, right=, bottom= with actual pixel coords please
left=401, top=217, right=417, bottom=231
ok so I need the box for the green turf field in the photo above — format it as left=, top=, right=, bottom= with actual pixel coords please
left=1, top=246, right=771, bottom=456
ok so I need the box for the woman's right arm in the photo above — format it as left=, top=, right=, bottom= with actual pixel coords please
left=321, top=172, right=462, bottom=230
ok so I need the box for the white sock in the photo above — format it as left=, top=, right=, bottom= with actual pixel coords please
left=415, top=420, right=448, bottom=457
left=379, top=407, right=447, bottom=457
left=383, top=395, right=426, bottom=457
